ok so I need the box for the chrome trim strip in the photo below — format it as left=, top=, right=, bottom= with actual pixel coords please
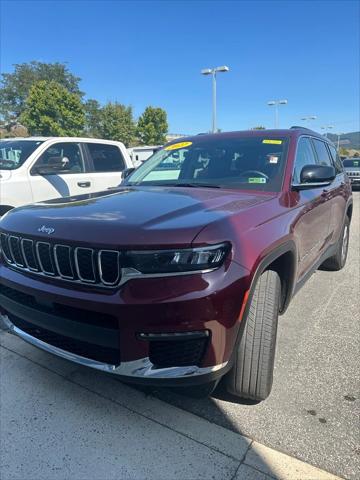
left=74, top=247, right=96, bottom=283
left=36, top=241, right=56, bottom=276
left=8, top=235, right=25, bottom=267
left=98, top=249, right=120, bottom=286
left=20, top=238, right=39, bottom=272
left=54, top=244, right=74, bottom=279
left=3, top=315, right=227, bottom=379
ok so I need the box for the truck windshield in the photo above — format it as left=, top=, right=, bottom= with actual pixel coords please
left=125, top=136, right=289, bottom=192
left=0, top=140, right=44, bottom=170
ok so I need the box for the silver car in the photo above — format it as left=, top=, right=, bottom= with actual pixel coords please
left=343, top=158, right=360, bottom=189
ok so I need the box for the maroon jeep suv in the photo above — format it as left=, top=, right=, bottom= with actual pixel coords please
left=0, top=128, right=353, bottom=401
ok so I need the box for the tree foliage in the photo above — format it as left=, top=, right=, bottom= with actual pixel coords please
left=20, top=80, right=85, bottom=136
left=137, top=106, right=168, bottom=145
left=97, top=102, right=136, bottom=146
left=252, top=125, right=266, bottom=130
left=0, top=61, right=82, bottom=122
left=83, top=99, right=102, bottom=137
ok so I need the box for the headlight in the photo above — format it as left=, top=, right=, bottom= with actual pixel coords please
left=125, top=243, right=230, bottom=274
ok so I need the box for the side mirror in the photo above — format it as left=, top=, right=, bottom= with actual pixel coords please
left=122, top=167, right=135, bottom=179
left=34, top=156, right=69, bottom=175
left=293, top=164, right=336, bottom=190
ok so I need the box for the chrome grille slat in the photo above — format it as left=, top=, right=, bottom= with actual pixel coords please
left=98, top=250, right=120, bottom=286
left=21, top=238, right=39, bottom=271
left=75, top=247, right=96, bottom=283
left=54, top=245, right=74, bottom=279
left=0, top=233, right=14, bottom=264
left=36, top=242, right=56, bottom=276
left=9, top=236, right=25, bottom=267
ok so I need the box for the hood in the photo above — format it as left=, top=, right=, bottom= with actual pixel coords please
left=0, top=170, right=12, bottom=181
left=1, top=186, right=275, bottom=248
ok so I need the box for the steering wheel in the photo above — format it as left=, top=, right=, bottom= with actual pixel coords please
left=240, top=170, right=269, bottom=180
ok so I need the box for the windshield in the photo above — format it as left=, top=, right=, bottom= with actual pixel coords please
left=0, top=140, right=44, bottom=170
left=343, top=159, right=360, bottom=168
left=125, top=136, right=289, bottom=191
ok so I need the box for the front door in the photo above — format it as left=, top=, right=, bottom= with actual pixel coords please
left=291, top=137, right=331, bottom=279
left=29, top=142, right=92, bottom=202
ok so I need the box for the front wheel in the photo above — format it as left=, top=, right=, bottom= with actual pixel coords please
left=225, top=270, right=281, bottom=402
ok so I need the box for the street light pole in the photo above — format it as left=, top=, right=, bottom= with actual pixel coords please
left=212, top=71, right=217, bottom=134
left=201, top=66, right=229, bottom=133
left=321, top=125, right=334, bottom=138
left=267, top=99, right=288, bottom=128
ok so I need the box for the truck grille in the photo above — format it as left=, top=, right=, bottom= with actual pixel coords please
left=0, top=232, right=121, bottom=288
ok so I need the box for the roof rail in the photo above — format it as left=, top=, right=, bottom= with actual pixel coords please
left=290, top=126, right=315, bottom=132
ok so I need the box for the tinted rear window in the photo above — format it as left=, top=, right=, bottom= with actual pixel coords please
left=87, top=143, right=125, bottom=172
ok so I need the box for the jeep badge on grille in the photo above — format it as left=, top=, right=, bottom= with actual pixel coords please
left=38, top=225, right=55, bottom=235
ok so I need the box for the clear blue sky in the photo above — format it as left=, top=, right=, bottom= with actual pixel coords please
left=1, top=0, right=359, bottom=134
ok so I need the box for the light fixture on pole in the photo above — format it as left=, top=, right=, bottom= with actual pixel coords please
left=301, top=115, right=317, bottom=124
left=201, top=66, right=229, bottom=133
left=321, top=125, right=334, bottom=138
left=267, top=99, right=288, bottom=128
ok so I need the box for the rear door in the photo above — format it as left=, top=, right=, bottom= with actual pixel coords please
left=291, top=137, right=332, bottom=279
left=29, top=142, right=93, bottom=202
left=326, top=143, right=347, bottom=243
left=83, top=142, right=127, bottom=192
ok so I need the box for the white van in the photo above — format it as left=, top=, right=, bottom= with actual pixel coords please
left=127, top=145, right=161, bottom=166
left=0, top=137, right=134, bottom=215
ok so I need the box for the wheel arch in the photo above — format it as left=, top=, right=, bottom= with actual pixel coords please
left=250, top=241, right=297, bottom=315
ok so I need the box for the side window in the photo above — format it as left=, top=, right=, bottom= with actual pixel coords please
left=293, top=137, right=317, bottom=183
left=312, top=139, right=333, bottom=167
left=35, top=143, right=85, bottom=174
left=328, top=144, right=343, bottom=174
left=87, top=143, right=125, bottom=172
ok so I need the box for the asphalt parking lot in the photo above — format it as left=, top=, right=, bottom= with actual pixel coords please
left=1, top=192, right=359, bottom=480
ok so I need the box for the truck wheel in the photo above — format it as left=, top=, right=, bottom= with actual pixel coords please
left=321, top=217, right=350, bottom=271
left=225, top=270, right=281, bottom=402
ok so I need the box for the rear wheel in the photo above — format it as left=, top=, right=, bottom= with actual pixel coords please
left=321, top=216, right=350, bottom=271
left=225, top=270, right=281, bottom=402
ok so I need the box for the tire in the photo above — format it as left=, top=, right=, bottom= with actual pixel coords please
left=225, top=270, right=281, bottom=402
left=321, top=216, right=350, bottom=271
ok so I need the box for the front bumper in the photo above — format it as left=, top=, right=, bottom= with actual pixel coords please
left=0, top=260, right=249, bottom=386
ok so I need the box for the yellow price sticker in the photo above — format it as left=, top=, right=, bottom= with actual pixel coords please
left=164, top=141, right=193, bottom=151
left=262, top=139, right=283, bottom=145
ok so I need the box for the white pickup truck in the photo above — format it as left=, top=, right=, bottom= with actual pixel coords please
left=0, top=137, right=134, bottom=215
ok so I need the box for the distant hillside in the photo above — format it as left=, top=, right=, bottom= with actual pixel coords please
left=327, top=131, right=360, bottom=149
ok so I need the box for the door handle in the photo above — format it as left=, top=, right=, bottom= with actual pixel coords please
left=77, top=181, right=91, bottom=188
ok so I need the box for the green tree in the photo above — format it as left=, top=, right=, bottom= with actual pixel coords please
left=83, top=99, right=102, bottom=137
left=20, top=80, right=85, bottom=136
left=252, top=125, right=266, bottom=130
left=137, top=106, right=168, bottom=145
left=98, top=102, right=135, bottom=146
left=0, top=61, right=83, bottom=122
